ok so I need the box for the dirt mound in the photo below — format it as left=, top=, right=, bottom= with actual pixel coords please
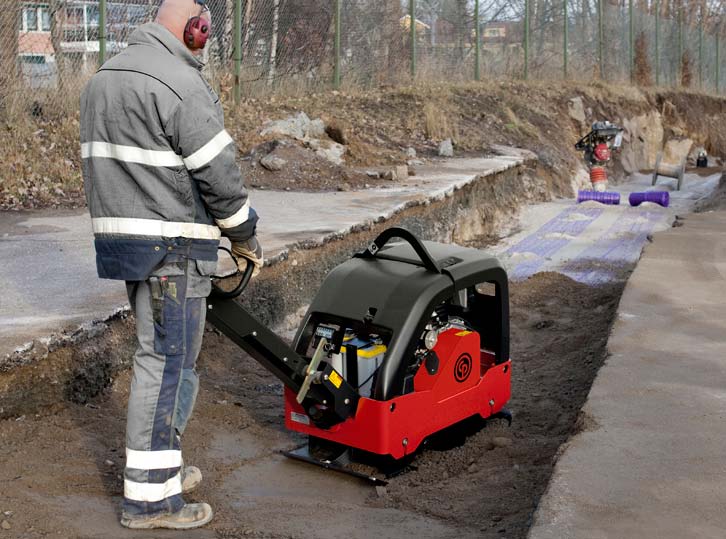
left=241, top=138, right=386, bottom=192
left=4, top=82, right=726, bottom=209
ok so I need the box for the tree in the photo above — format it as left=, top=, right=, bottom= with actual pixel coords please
left=267, top=0, right=279, bottom=85
left=49, top=0, right=69, bottom=93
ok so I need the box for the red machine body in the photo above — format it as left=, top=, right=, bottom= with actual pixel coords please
left=593, top=142, right=611, bottom=162
left=285, top=328, right=511, bottom=460
left=208, top=228, right=512, bottom=476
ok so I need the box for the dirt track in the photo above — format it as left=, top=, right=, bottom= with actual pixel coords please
left=0, top=267, right=623, bottom=539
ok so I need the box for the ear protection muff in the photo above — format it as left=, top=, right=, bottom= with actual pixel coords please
left=184, top=1, right=211, bottom=50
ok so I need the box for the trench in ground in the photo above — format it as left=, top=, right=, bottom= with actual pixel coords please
left=0, top=257, right=625, bottom=539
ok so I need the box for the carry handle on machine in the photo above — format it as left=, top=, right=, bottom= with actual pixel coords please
left=357, top=227, right=443, bottom=274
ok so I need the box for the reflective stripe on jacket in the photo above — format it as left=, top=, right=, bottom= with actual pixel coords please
left=80, top=22, right=257, bottom=281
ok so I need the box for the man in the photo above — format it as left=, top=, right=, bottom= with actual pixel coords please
left=80, top=0, right=261, bottom=530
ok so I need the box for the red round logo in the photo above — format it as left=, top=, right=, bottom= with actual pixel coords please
left=454, top=353, right=472, bottom=383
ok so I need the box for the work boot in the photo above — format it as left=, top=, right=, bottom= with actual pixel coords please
left=182, top=465, right=202, bottom=493
left=120, top=503, right=213, bottom=530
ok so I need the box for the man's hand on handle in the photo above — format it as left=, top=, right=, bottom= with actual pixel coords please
left=231, top=236, right=264, bottom=278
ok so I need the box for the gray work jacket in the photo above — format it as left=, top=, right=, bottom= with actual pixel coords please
left=80, top=22, right=257, bottom=281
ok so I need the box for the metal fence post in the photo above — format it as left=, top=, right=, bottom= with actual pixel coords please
left=629, top=0, right=634, bottom=83
left=98, top=0, right=106, bottom=66
left=475, top=0, right=480, bottom=81
left=597, top=0, right=604, bottom=80
left=717, top=27, right=721, bottom=94
left=563, top=0, right=568, bottom=79
left=234, top=0, right=242, bottom=104
left=524, top=0, right=529, bottom=80
left=409, top=0, right=416, bottom=79
left=677, top=7, right=682, bottom=86
left=698, top=8, right=703, bottom=89
left=334, top=0, right=341, bottom=89
left=654, top=0, right=659, bottom=86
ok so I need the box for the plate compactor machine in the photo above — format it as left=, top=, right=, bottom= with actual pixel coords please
left=207, top=228, right=512, bottom=483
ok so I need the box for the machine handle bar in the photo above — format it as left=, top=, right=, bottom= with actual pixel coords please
left=210, top=246, right=255, bottom=299
left=361, top=227, right=442, bottom=274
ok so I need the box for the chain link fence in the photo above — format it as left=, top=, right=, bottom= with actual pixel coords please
left=0, top=0, right=724, bottom=118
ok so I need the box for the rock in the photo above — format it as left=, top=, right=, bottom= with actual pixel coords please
left=375, top=485, right=387, bottom=498
left=406, top=147, right=417, bottom=158
left=337, top=183, right=351, bottom=192
left=408, top=167, right=417, bottom=176
left=1, top=520, right=10, bottom=530
left=568, top=96, right=586, bottom=124
left=104, top=459, right=115, bottom=467
left=260, top=112, right=326, bottom=142
left=366, top=170, right=380, bottom=178
left=620, top=112, right=664, bottom=172
left=383, top=170, right=396, bottom=181
left=319, top=145, right=346, bottom=165
left=442, top=470, right=449, bottom=480
left=468, top=463, right=478, bottom=473
left=438, top=138, right=454, bottom=157
left=260, top=154, right=287, bottom=172
left=310, top=141, right=346, bottom=166
left=394, top=165, right=409, bottom=180
left=492, top=436, right=512, bottom=448
left=663, top=138, right=693, bottom=164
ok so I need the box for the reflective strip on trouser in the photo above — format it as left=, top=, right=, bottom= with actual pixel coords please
left=123, top=262, right=206, bottom=517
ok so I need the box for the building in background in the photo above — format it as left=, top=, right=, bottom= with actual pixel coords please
left=482, top=21, right=521, bottom=46
left=18, top=0, right=151, bottom=87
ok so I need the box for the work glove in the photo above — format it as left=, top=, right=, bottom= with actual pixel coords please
left=231, top=236, right=264, bottom=279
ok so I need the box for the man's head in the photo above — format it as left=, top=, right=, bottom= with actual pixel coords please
left=156, top=0, right=211, bottom=51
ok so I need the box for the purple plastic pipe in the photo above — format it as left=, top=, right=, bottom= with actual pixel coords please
left=577, top=190, right=621, bottom=205
left=629, top=191, right=670, bottom=208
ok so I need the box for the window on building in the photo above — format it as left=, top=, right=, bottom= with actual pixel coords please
left=25, top=7, right=38, bottom=31
left=86, top=5, right=100, bottom=26
left=65, top=6, right=84, bottom=26
left=484, top=28, right=505, bottom=38
left=21, top=4, right=51, bottom=32
left=20, top=55, right=47, bottom=64
left=40, top=7, right=51, bottom=31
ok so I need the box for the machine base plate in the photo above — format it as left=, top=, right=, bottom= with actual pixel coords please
left=282, top=445, right=389, bottom=486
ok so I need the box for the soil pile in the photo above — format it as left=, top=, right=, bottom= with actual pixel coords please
left=3, top=82, right=726, bottom=208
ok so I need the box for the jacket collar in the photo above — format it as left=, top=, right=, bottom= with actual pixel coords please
left=128, top=22, right=203, bottom=71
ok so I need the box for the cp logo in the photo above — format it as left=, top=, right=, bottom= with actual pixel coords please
left=454, top=353, right=472, bottom=383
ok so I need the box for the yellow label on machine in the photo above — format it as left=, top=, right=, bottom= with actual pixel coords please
left=329, top=370, right=343, bottom=389
left=456, top=330, right=473, bottom=336
left=341, top=345, right=387, bottom=358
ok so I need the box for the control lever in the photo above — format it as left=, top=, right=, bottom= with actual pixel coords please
left=296, top=337, right=328, bottom=404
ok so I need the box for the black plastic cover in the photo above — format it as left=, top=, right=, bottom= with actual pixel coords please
left=293, top=234, right=509, bottom=402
